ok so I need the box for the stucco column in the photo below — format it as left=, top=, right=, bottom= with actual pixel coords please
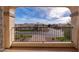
left=0, top=7, right=4, bottom=50
left=69, top=7, right=79, bottom=50
left=76, top=7, right=79, bottom=51
left=3, top=7, right=10, bottom=48
left=3, top=7, right=15, bottom=48
left=9, top=8, right=15, bottom=42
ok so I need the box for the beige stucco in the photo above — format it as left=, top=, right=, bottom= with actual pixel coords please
left=69, top=7, right=79, bottom=50
left=3, top=7, right=15, bottom=48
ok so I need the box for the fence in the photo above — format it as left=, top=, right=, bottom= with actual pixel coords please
left=14, top=24, right=73, bottom=42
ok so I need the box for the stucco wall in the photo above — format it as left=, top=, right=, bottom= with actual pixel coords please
left=0, top=7, right=3, bottom=50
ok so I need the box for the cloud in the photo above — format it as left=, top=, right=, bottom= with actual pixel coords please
left=15, top=17, right=71, bottom=24
left=48, top=7, right=71, bottom=19
left=15, top=7, right=71, bottom=24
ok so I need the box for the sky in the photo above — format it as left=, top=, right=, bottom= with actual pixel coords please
left=15, top=7, right=71, bottom=24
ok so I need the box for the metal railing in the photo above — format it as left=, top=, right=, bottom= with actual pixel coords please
left=14, top=25, right=73, bottom=42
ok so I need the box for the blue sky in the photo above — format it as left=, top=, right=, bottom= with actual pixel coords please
left=15, top=7, right=71, bottom=24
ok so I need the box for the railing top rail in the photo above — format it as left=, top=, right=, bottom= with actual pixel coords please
left=14, top=26, right=73, bottom=28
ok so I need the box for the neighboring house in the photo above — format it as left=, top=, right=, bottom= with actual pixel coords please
left=15, top=24, right=49, bottom=32
left=15, top=24, right=35, bottom=30
left=46, top=28, right=64, bottom=38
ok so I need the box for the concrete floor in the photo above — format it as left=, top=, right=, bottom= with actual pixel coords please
left=4, top=47, right=78, bottom=52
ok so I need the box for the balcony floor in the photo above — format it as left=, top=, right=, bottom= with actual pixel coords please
left=4, top=47, right=78, bottom=52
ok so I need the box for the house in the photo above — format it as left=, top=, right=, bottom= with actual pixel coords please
left=15, top=24, right=49, bottom=32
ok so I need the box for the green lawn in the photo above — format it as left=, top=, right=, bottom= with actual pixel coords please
left=52, top=37, right=71, bottom=42
left=16, top=30, right=33, bottom=32
left=15, top=34, right=32, bottom=39
left=56, top=37, right=65, bottom=41
left=56, top=37, right=70, bottom=42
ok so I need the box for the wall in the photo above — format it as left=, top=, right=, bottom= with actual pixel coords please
left=3, top=7, right=15, bottom=48
left=69, top=7, right=79, bottom=50
left=0, top=7, right=3, bottom=50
